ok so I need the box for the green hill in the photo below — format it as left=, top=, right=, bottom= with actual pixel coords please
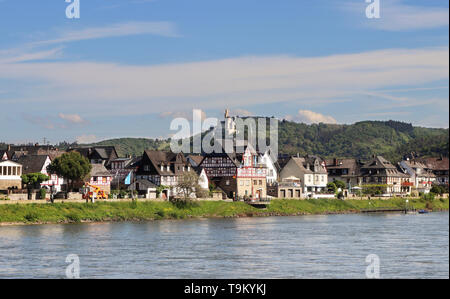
left=81, top=120, right=448, bottom=162
left=277, top=120, right=448, bottom=161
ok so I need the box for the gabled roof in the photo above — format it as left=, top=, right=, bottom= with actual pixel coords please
left=142, top=150, right=189, bottom=176
left=418, top=157, right=449, bottom=171
left=0, top=151, right=9, bottom=161
left=16, top=155, right=49, bottom=174
left=90, top=163, right=112, bottom=177
left=325, top=158, right=362, bottom=175
left=362, top=156, right=396, bottom=169
left=187, top=155, right=205, bottom=166
left=71, top=146, right=118, bottom=162
left=290, top=157, right=313, bottom=174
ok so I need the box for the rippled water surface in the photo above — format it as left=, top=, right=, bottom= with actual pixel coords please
left=0, top=212, right=448, bottom=278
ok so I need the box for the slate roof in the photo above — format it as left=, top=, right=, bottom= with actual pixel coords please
left=418, top=157, right=449, bottom=171
left=187, top=155, right=205, bottom=166
left=16, top=155, right=49, bottom=174
left=90, top=164, right=112, bottom=177
left=324, top=158, right=362, bottom=176
left=360, top=156, right=410, bottom=177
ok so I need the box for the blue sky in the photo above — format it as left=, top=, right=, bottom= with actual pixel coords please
left=0, top=0, right=448, bottom=144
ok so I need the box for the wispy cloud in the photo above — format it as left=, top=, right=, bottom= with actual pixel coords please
left=31, top=21, right=179, bottom=46
left=58, top=113, right=86, bottom=124
left=343, top=0, right=449, bottom=31
left=1, top=47, right=448, bottom=117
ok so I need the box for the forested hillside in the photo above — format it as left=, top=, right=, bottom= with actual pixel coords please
left=3, top=120, right=447, bottom=162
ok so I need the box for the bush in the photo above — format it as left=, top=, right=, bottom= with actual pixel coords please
left=66, top=213, right=81, bottom=223
left=430, top=185, right=449, bottom=196
left=38, top=188, right=47, bottom=200
left=24, top=212, right=39, bottom=222
left=421, top=192, right=435, bottom=202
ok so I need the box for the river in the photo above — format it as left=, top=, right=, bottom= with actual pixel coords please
left=0, top=212, right=448, bottom=278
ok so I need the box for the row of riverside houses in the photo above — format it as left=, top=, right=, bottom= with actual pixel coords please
left=0, top=114, right=448, bottom=200
left=0, top=144, right=120, bottom=198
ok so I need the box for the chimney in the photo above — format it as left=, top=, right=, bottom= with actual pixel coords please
left=333, top=158, right=338, bottom=166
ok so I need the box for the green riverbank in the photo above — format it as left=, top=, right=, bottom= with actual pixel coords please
left=0, top=198, right=448, bottom=225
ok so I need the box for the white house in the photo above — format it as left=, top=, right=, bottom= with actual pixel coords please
left=259, top=150, right=278, bottom=185
left=17, top=155, right=65, bottom=192
left=399, top=159, right=436, bottom=193
left=0, top=160, right=22, bottom=191
left=279, top=156, right=328, bottom=197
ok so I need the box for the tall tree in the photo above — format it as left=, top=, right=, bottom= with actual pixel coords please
left=47, top=152, right=92, bottom=191
left=175, top=171, right=201, bottom=200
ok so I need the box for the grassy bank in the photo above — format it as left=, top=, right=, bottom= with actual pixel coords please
left=0, top=198, right=448, bottom=225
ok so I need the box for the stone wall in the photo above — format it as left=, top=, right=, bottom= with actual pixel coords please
left=0, top=179, right=21, bottom=190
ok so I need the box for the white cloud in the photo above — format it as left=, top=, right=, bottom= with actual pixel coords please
left=0, top=47, right=63, bottom=64
left=76, top=134, right=98, bottom=144
left=159, top=110, right=206, bottom=121
left=58, top=113, right=86, bottom=124
left=286, top=110, right=337, bottom=124
left=0, top=47, right=448, bottom=117
left=343, top=0, right=449, bottom=31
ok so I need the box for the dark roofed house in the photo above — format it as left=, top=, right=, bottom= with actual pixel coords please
left=16, top=155, right=65, bottom=192
left=359, top=155, right=411, bottom=195
left=186, top=154, right=205, bottom=167
left=325, top=158, right=363, bottom=187
left=135, top=150, right=193, bottom=199
left=417, top=157, right=449, bottom=185
left=8, top=144, right=65, bottom=161
left=279, top=155, right=328, bottom=196
left=70, top=146, right=118, bottom=169
left=109, top=156, right=142, bottom=187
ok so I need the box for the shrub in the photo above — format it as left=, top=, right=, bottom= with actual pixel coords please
left=24, top=212, right=39, bottom=222
left=38, top=188, right=47, bottom=200
left=421, top=192, right=435, bottom=202
left=66, top=213, right=81, bottom=223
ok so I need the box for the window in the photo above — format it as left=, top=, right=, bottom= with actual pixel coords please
left=259, top=180, right=263, bottom=185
